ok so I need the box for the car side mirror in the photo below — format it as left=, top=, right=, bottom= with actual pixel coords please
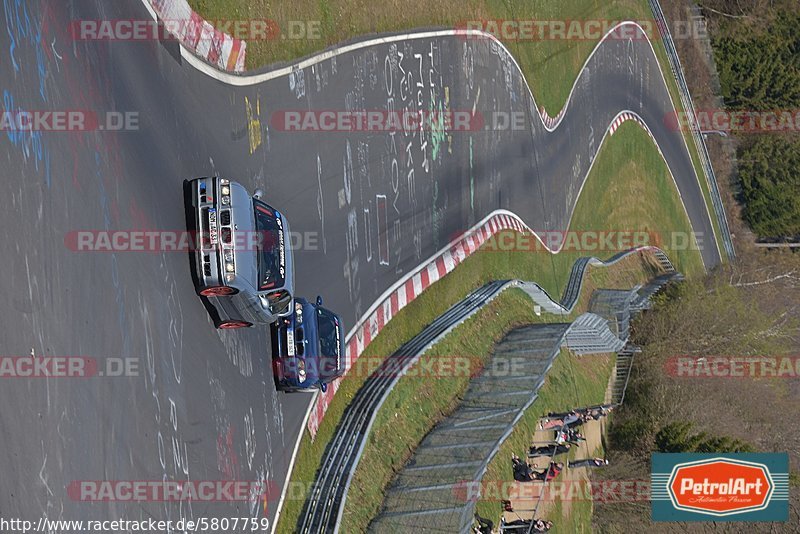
left=319, top=382, right=327, bottom=393
left=253, top=188, right=264, bottom=200
left=316, top=295, right=323, bottom=306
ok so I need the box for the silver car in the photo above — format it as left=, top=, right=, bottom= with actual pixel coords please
left=187, top=177, right=294, bottom=328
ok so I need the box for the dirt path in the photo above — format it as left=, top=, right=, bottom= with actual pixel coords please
left=498, top=362, right=616, bottom=530
left=501, top=418, right=605, bottom=524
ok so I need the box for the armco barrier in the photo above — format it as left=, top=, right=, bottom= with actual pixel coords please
left=649, top=0, right=734, bottom=260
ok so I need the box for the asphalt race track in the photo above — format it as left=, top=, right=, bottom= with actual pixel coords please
left=0, top=0, right=721, bottom=530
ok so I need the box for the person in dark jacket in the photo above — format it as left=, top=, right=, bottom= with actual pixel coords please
left=472, top=514, right=494, bottom=534
left=528, top=442, right=571, bottom=457
left=568, top=457, right=609, bottom=468
left=568, top=428, right=586, bottom=443
left=531, top=461, right=564, bottom=481
left=547, top=404, right=613, bottom=420
left=555, top=428, right=585, bottom=445
left=500, top=518, right=553, bottom=532
left=512, top=453, right=535, bottom=482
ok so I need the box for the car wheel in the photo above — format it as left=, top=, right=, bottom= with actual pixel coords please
left=199, top=286, right=237, bottom=297
left=218, top=319, right=252, bottom=329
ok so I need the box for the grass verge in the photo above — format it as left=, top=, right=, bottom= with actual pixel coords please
left=566, top=121, right=706, bottom=277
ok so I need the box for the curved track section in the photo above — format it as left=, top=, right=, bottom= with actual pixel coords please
left=298, top=247, right=677, bottom=532
left=1, top=1, right=717, bottom=531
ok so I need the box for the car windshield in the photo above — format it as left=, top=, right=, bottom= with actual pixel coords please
left=254, top=200, right=286, bottom=291
left=317, top=308, right=341, bottom=369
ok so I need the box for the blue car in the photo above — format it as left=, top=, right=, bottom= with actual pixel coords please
left=271, top=296, right=346, bottom=392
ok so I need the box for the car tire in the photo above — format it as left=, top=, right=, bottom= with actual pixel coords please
left=218, top=319, right=252, bottom=329
left=198, top=286, right=238, bottom=297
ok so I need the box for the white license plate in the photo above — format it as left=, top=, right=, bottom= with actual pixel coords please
left=208, top=209, right=218, bottom=246
left=286, top=329, right=295, bottom=356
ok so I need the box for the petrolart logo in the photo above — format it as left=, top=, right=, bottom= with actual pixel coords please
left=652, top=453, right=789, bottom=522
left=669, top=458, right=772, bottom=515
